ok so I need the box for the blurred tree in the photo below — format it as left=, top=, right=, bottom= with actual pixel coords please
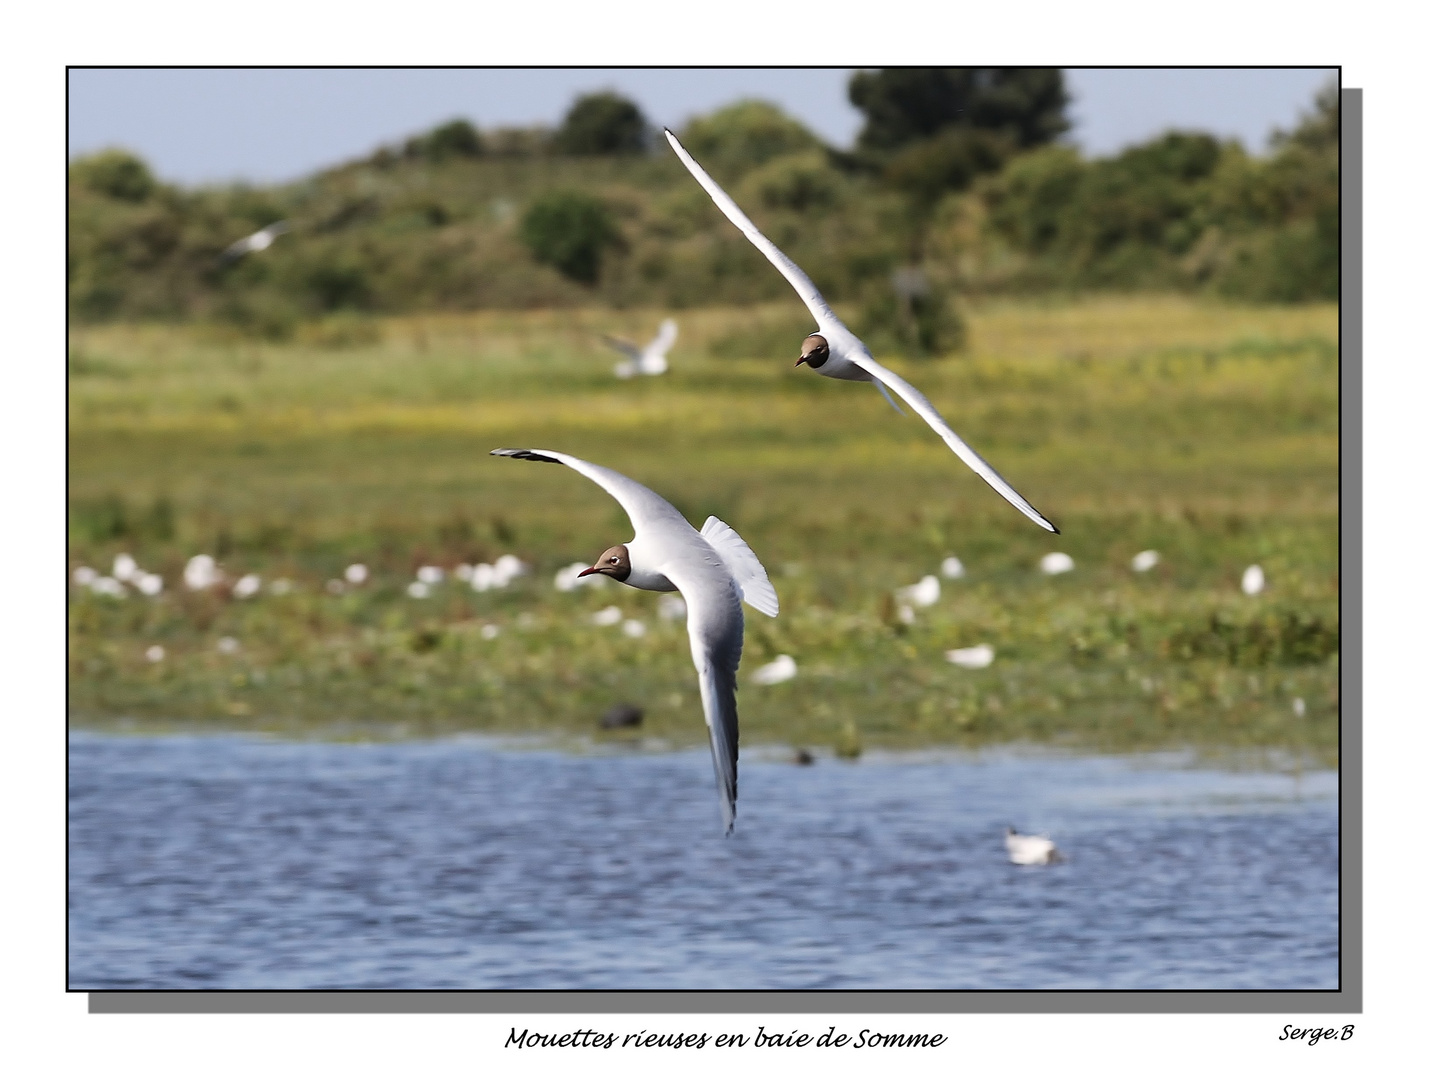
left=408, top=119, right=483, bottom=162
left=70, top=149, right=158, bottom=202
left=556, top=92, right=648, bottom=155
left=680, top=100, right=823, bottom=175
left=520, top=191, right=621, bottom=284
left=849, top=68, right=1069, bottom=155
left=883, top=128, right=1014, bottom=208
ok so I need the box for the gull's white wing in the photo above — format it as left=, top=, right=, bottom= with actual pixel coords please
left=700, top=517, right=778, bottom=617
left=847, top=357, right=1059, bottom=533
left=646, top=318, right=678, bottom=358
left=662, top=558, right=744, bottom=835
left=220, top=235, right=257, bottom=260
left=490, top=449, right=691, bottom=536
left=665, top=129, right=844, bottom=335
left=601, top=335, right=642, bottom=362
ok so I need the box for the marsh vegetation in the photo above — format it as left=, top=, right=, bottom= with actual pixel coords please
left=68, top=296, right=1339, bottom=762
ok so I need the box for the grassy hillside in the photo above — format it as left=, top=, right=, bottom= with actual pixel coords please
left=67, top=89, right=1339, bottom=332
left=68, top=296, right=1340, bottom=762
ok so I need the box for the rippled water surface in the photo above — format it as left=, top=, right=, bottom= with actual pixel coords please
left=68, top=732, right=1338, bottom=989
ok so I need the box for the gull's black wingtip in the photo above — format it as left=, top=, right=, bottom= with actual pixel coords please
left=490, top=448, right=561, bottom=464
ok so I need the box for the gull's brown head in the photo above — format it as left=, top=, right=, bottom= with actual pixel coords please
left=578, top=544, right=631, bottom=582
left=796, top=334, right=829, bottom=369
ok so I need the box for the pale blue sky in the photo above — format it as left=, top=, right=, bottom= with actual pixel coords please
left=68, top=68, right=1338, bottom=186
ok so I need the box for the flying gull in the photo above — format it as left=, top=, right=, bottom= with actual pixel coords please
left=220, top=220, right=290, bottom=264
left=664, top=128, right=1057, bottom=534
left=603, top=318, right=678, bottom=378
left=491, top=448, right=779, bottom=834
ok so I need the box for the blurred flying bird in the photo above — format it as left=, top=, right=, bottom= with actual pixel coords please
left=665, top=129, right=1057, bottom=534
left=603, top=318, right=678, bottom=378
left=220, top=221, right=290, bottom=264
left=493, top=447, right=779, bottom=834
left=1006, top=827, right=1063, bottom=865
left=751, top=654, right=797, bottom=685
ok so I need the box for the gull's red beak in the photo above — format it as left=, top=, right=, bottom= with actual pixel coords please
left=795, top=355, right=808, bottom=367
left=577, top=566, right=600, bottom=578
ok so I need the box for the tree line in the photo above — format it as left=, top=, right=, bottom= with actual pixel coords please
left=68, top=70, right=1338, bottom=350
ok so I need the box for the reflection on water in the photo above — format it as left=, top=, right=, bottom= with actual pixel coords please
left=68, top=732, right=1337, bottom=989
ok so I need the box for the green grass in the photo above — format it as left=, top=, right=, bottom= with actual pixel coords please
left=68, top=296, right=1340, bottom=762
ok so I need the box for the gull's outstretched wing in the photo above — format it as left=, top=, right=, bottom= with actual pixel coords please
left=601, top=335, right=642, bottom=361
left=848, top=357, right=1059, bottom=533
left=663, top=559, right=744, bottom=835
left=700, top=516, right=778, bottom=617
left=490, top=449, right=691, bottom=536
left=665, top=129, right=844, bottom=335
left=647, top=318, right=678, bottom=357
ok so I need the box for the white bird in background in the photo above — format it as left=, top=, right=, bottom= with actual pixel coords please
left=664, top=128, right=1057, bottom=535
left=1039, top=551, right=1075, bottom=575
left=1005, top=827, right=1063, bottom=865
left=899, top=574, right=941, bottom=608
left=220, top=220, right=290, bottom=264
left=947, top=644, right=995, bottom=669
left=1131, top=549, right=1160, bottom=573
left=1241, top=564, right=1266, bottom=595
left=751, top=654, right=797, bottom=685
left=493, top=447, right=779, bottom=834
left=603, top=318, right=678, bottom=379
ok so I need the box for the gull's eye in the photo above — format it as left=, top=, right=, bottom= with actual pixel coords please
left=609, top=556, right=619, bottom=563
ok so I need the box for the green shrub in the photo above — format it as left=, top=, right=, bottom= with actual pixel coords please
left=555, top=92, right=647, bottom=155
left=856, top=268, right=966, bottom=358
left=884, top=128, right=1013, bottom=204
left=740, top=151, right=841, bottom=212
left=1164, top=612, right=1338, bottom=667
left=70, top=149, right=157, bottom=202
left=680, top=100, right=822, bottom=175
left=408, top=119, right=483, bottom=162
left=519, top=191, right=621, bottom=285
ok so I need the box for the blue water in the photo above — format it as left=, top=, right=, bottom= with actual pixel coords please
left=68, top=731, right=1338, bottom=990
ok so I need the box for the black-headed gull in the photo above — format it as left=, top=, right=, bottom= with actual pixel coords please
left=603, top=318, right=678, bottom=378
left=664, top=128, right=1057, bottom=534
left=1005, top=827, right=1063, bottom=865
left=220, top=220, right=290, bottom=263
left=492, top=448, right=779, bottom=834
